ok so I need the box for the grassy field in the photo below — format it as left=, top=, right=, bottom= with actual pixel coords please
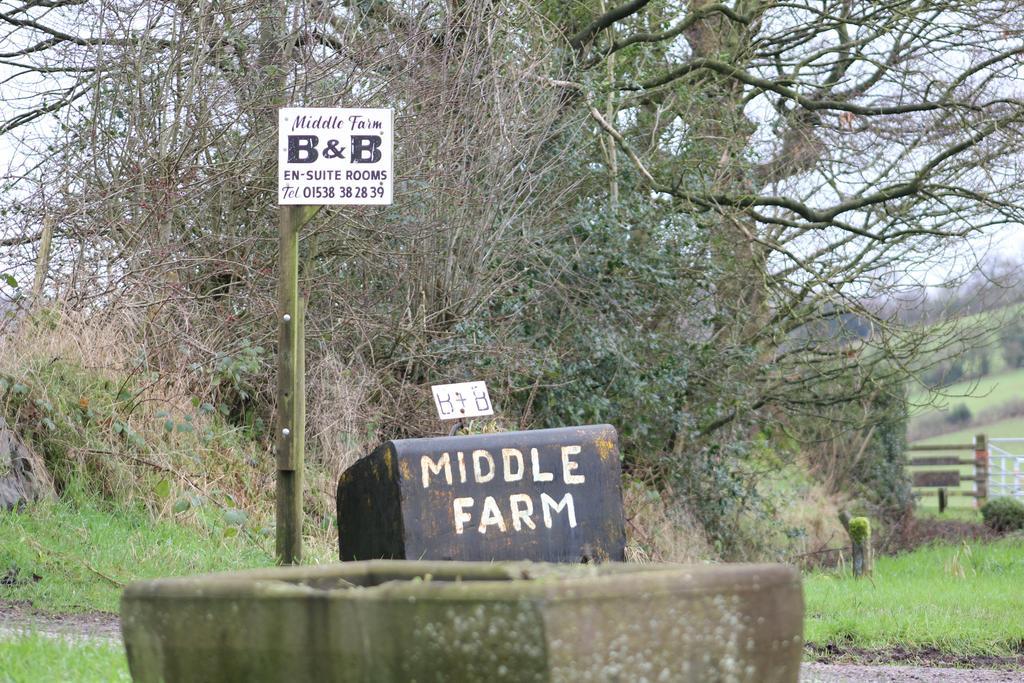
left=0, top=500, right=339, bottom=681
left=805, top=538, right=1024, bottom=656
left=0, top=500, right=335, bottom=614
left=3, top=537, right=1020, bottom=679
left=2, top=513, right=1020, bottom=675
left=0, top=634, right=130, bottom=683
left=914, top=507, right=983, bottom=523
left=913, top=368, right=1024, bottom=428
left=911, top=303, right=1020, bottom=385
left=913, top=416, right=1024, bottom=446
left=912, top=366, right=1024, bottom=419
left=906, top=307, right=1024, bottom=514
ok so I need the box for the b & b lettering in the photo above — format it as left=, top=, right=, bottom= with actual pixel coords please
left=351, top=135, right=382, bottom=163
left=288, top=135, right=319, bottom=163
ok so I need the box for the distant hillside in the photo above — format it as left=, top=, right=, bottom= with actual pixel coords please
left=910, top=302, right=1024, bottom=443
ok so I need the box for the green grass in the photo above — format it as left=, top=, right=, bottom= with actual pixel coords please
left=805, top=538, right=1024, bottom=656
left=0, top=500, right=339, bottom=681
left=913, top=416, right=1024, bottom=446
left=0, top=633, right=130, bottom=683
left=907, top=458, right=982, bottom=512
left=0, top=500, right=286, bottom=613
left=914, top=507, right=983, bottom=523
left=912, top=366, right=1024, bottom=418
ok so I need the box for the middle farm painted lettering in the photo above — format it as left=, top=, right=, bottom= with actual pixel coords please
left=420, top=446, right=585, bottom=535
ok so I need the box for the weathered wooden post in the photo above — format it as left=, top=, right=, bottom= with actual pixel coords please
left=938, top=487, right=947, bottom=514
left=848, top=516, right=871, bottom=578
left=975, top=433, right=988, bottom=508
left=275, top=108, right=393, bottom=564
left=275, top=205, right=317, bottom=564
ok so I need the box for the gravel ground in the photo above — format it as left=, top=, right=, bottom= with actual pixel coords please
left=802, top=662, right=1024, bottom=682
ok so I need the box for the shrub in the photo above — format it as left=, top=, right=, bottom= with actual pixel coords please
left=980, top=497, right=1024, bottom=533
left=947, top=403, right=972, bottom=426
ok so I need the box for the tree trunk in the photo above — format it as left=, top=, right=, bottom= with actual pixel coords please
left=0, top=418, right=55, bottom=510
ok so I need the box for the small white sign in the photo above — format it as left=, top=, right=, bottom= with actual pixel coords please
left=431, top=381, right=494, bottom=420
left=278, top=107, right=393, bottom=205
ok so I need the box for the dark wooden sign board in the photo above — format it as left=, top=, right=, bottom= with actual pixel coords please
left=336, top=424, right=626, bottom=563
left=912, top=470, right=962, bottom=488
left=908, top=456, right=974, bottom=467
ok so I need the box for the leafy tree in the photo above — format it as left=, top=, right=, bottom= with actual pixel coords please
left=1000, top=317, right=1024, bottom=369
left=1, top=0, right=1021, bottom=551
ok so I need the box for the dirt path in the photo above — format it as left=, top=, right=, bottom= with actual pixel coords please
left=0, top=600, right=120, bottom=642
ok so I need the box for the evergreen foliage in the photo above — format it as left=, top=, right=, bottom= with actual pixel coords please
left=980, top=497, right=1024, bottom=533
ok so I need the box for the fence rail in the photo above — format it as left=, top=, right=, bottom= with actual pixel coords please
left=907, top=434, right=1024, bottom=511
left=906, top=434, right=987, bottom=512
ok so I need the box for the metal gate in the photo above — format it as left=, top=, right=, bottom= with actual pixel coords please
left=987, top=438, right=1024, bottom=499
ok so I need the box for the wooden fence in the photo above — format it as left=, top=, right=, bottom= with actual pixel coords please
left=906, top=433, right=988, bottom=512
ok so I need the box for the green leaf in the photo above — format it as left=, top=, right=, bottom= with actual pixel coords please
left=223, top=527, right=238, bottom=538
left=41, top=417, right=56, bottom=431
left=113, top=421, right=124, bottom=435
left=199, top=403, right=215, bottom=414
left=3, top=274, right=17, bottom=288
left=172, top=498, right=190, bottom=514
left=12, top=383, right=28, bottom=395
left=164, top=419, right=175, bottom=432
left=155, top=410, right=169, bottom=418
left=154, top=478, right=171, bottom=499
left=223, top=509, right=248, bottom=527
left=176, top=423, right=194, bottom=434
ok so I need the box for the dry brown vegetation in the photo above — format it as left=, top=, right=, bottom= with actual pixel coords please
left=3, top=0, right=1024, bottom=555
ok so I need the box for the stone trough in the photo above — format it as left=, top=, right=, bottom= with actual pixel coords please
left=121, top=559, right=803, bottom=682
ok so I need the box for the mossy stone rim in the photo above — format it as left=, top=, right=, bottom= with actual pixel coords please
left=121, top=560, right=805, bottom=683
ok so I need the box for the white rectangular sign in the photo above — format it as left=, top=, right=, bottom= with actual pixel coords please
left=278, top=107, right=393, bottom=205
left=431, top=382, right=495, bottom=420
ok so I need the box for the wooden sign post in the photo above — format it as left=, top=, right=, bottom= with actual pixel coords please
left=276, top=108, right=393, bottom=564
left=274, top=205, right=317, bottom=565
